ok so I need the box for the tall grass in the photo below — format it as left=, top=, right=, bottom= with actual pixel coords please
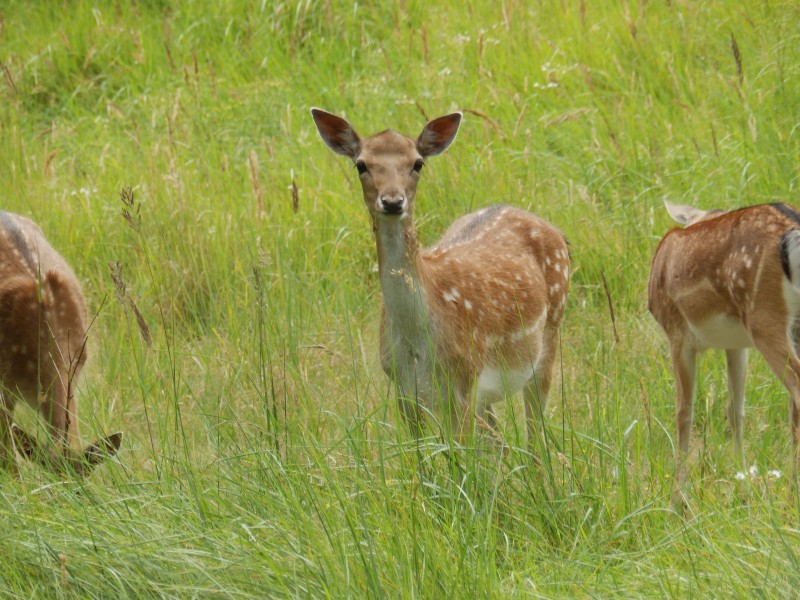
left=1, top=0, right=799, bottom=596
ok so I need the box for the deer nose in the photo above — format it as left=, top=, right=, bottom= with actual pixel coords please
left=379, top=195, right=406, bottom=215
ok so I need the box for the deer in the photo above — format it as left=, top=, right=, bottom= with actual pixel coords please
left=648, top=200, right=800, bottom=494
left=0, top=211, right=122, bottom=477
left=311, top=108, right=570, bottom=448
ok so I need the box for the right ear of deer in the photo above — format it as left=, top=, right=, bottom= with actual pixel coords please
left=310, top=108, right=361, bottom=158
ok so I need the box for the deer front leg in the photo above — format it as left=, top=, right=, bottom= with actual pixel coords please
left=33, top=361, right=80, bottom=473
left=390, top=361, right=426, bottom=438
left=725, top=349, right=747, bottom=469
left=397, top=395, right=424, bottom=437
left=469, top=376, right=508, bottom=451
left=671, top=340, right=697, bottom=491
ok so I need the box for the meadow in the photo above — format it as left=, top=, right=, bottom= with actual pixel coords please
left=1, top=0, right=799, bottom=597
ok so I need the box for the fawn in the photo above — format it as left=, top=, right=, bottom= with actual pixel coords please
left=311, top=109, right=569, bottom=446
left=0, top=211, right=121, bottom=476
left=649, top=201, right=800, bottom=490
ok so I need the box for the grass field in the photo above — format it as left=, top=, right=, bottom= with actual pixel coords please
left=1, top=0, right=800, bottom=597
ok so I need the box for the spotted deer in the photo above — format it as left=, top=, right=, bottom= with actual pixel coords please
left=311, top=109, right=570, bottom=446
left=648, top=201, right=800, bottom=488
left=0, top=211, right=121, bottom=476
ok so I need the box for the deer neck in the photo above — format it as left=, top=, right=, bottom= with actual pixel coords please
left=374, top=215, right=430, bottom=343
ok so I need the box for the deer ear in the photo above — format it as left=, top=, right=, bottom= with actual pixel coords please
left=417, top=112, right=462, bottom=157
left=82, top=432, right=123, bottom=468
left=311, top=108, right=361, bottom=159
left=664, top=201, right=711, bottom=227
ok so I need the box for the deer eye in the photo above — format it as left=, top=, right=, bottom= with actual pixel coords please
left=412, top=159, right=424, bottom=173
left=355, top=160, right=368, bottom=175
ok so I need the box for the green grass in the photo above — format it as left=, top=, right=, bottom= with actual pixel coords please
left=1, top=0, right=800, bottom=596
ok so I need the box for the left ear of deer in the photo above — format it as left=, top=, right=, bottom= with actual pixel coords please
left=648, top=201, right=800, bottom=495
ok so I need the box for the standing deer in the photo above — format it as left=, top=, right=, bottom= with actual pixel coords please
left=0, top=211, right=121, bottom=476
left=311, top=109, right=570, bottom=446
left=648, top=201, right=800, bottom=490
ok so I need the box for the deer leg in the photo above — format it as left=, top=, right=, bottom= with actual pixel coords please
left=749, top=330, right=800, bottom=474
left=523, top=328, right=557, bottom=451
left=389, top=362, right=424, bottom=437
left=473, top=385, right=503, bottom=444
left=35, top=361, right=75, bottom=473
left=670, top=340, right=697, bottom=489
left=522, top=378, right=546, bottom=453
left=397, top=395, right=423, bottom=437
left=484, top=405, right=498, bottom=430
left=725, top=349, right=747, bottom=469
left=0, top=393, right=17, bottom=475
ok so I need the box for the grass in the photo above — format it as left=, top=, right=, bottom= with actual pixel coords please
left=1, top=0, right=800, bottom=596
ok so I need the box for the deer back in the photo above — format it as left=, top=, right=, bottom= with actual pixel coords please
left=648, top=203, right=800, bottom=344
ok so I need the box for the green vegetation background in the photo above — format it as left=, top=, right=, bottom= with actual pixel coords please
left=1, top=0, right=799, bottom=597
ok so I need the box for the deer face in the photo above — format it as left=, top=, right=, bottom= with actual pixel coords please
left=354, top=131, right=423, bottom=219
left=310, top=108, right=462, bottom=221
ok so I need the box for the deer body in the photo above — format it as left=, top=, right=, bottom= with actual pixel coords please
left=0, top=211, right=120, bottom=475
left=312, top=110, right=569, bottom=442
left=648, top=201, right=800, bottom=485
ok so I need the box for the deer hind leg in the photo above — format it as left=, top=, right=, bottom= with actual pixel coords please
left=670, top=339, right=697, bottom=488
left=749, top=329, right=800, bottom=472
left=522, top=326, right=557, bottom=450
left=725, top=349, right=747, bottom=469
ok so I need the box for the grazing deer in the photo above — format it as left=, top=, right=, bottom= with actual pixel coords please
left=648, top=201, right=800, bottom=489
left=0, top=211, right=121, bottom=476
left=311, top=109, right=569, bottom=446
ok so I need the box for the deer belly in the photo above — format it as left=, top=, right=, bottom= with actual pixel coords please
left=476, top=366, right=534, bottom=402
left=689, top=314, right=752, bottom=350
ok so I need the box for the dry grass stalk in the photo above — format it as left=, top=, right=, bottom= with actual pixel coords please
left=249, top=150, right=264, bottom=220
